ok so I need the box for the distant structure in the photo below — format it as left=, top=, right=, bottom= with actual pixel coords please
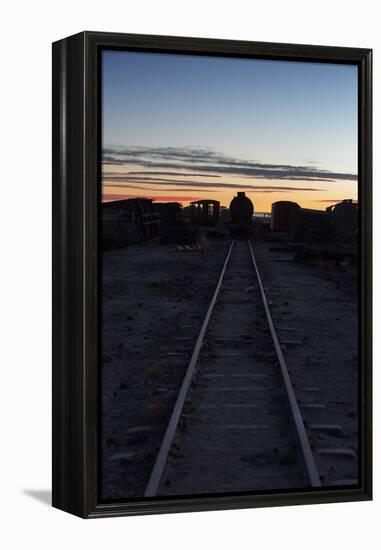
left=271, top=200, right=331, bottom=241
left=153, top=202, right=183, bottom=233
left=219, top=205, right=230, bottom=223
left=228, top=192, right=255, bottom=237
left=229, top=192, right=254, bottom=223
left=271, top=201, right=300, bottom=233
left=102, top=198, right=160, bottom=250
left=326, top=199, right=358, bottom=239
left=290, top=207, right=331, bottom=242
left=189, top=199, right=220, bottom=225
left=271, top=199, right=357, bottom=242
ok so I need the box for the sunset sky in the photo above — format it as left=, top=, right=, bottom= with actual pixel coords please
left=102, top=50, right=358, bottom=212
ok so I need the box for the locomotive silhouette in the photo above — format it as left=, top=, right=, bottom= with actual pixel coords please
left=228, top=192, right=255, bottom=237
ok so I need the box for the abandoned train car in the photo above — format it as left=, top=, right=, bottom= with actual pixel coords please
left=326, top=199, right=358, bottom=240
left=271, top=199, right=357, bottom=242
left=102, top=198, right=160, bottom=250
left=271, top=201, right=300, bottom=233
left=153, top=202, right=183, bottom=233
left=153, top=202, right=197, bottom=244
left=289, top=207, right=331, bottom=242
left=271, top=200, right=330, bottom=242
left=187, top=199, right=220, bottom=225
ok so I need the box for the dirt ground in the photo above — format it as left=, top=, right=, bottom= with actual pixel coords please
left=254, top=240, right=358, bottom=486
left=101, top=237, right=229, bottom=500
left=101, top=234, right=358, bottom=500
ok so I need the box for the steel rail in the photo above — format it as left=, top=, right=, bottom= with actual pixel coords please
left=248, top=240, right=322, bottom=487
left=144, top=240, right=236, bottom=497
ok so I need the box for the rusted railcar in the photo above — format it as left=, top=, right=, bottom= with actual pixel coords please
left=189, top=199, right=220, bottom=225
left=102, top=198, right=160, bottom=250
left=271, top=200, right=332, bottom=242
left=326, top=199, right=358, bottom=239
left=289, top=208, right=332, bottom=242
left=154, top=202, right=196, bottom=244
left=153, top=202, right=184, bottom=233
left=271, top=201, right=301, bottom=233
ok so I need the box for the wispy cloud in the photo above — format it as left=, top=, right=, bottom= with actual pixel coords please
left=103, top=146, right=357, bottom=183
left=127, top=171, right=221, bottom=178
left=103, top=180, right=322, bottom=192
left=104, top=183, right=220, bottom=193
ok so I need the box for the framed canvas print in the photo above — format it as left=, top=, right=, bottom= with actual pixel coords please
left=52, top=31, right=372, bottom=518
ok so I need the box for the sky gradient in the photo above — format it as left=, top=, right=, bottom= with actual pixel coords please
left=102, top=50, right=358, bottom=212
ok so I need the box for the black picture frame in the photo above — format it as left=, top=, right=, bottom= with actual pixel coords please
left=52, top=31, right=372, bottom=518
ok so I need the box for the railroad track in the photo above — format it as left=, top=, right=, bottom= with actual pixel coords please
left=144, top=239, right=321, bottom=497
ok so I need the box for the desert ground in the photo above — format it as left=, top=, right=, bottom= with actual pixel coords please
left=101, top=234, right=358, bottom=500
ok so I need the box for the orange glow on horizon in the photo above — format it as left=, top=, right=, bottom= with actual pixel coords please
left=102, top=185, right=357, bottom=213
left=102, top=161, right=357, bottom=212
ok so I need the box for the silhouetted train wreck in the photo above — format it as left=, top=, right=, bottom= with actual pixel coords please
left=153, top=202, right=184, bottom=233
left=271, top=199, right=357, bottom=242
left=102, top=198, right=160, bottom=250
left=326, top=199, right=358, bottom=239
left=187, top=199, right=220, bottom=225
left=154, top=202, right=197, bottom=244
